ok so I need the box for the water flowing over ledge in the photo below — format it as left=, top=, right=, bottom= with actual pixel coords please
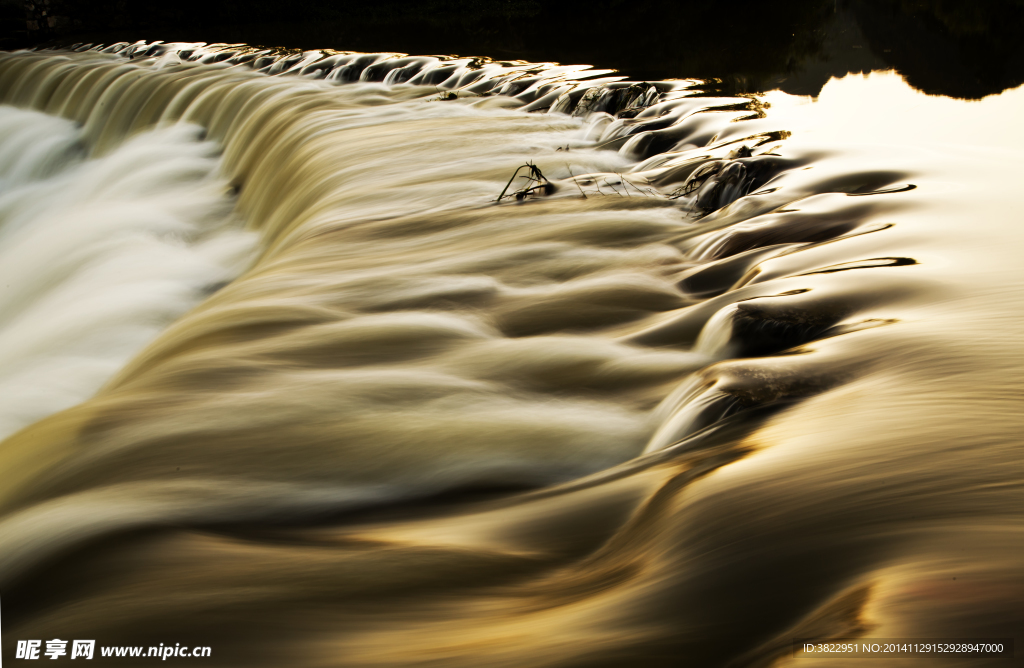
left=0, top=43, right=1022, bottom=667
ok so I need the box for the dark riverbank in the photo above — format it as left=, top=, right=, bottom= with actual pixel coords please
left=3, top=0, right=1024, bottom=99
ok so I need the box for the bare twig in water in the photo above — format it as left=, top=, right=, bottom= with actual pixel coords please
left=431, top=85, right=458, bottom=102
left=565, top=164, right=588, bottom=199
left=619, top=174, right=650, bottom=198
left=617, top=176, right=632, bottom=197
left=496, top=162, right=552, bottom=203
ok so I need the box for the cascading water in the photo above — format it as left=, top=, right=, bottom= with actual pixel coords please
left=0, top=41, right=1022, bottom=667
left=0, top=106, right=254, bottom=443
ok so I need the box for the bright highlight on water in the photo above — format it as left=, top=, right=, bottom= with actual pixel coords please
left=0, top=41, right=1022, bottom=666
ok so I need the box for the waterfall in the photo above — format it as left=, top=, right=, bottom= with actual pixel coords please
left=1, top=43, right=1023, bottom=667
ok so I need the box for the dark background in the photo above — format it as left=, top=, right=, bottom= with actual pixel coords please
left=2, top=0, right=1023, bottom=99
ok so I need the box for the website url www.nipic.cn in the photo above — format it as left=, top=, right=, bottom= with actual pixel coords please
left=15, top=640, right=211, bottom=660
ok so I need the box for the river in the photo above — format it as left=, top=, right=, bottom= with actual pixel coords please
left=0, top=42, right=1021, bottom=666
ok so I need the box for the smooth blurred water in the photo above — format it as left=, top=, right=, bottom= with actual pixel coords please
left=0, top=46, right=1021, bottom=667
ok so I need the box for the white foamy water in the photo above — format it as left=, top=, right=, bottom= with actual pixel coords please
left=0, top=106, right=255, bottom=440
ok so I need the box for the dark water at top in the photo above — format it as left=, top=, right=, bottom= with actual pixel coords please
left=9, top=0, right=1024, bottom=99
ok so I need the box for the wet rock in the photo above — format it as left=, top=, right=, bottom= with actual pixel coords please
left=731, top=303, right=843, bottom=357
left=677, top=154, right=794, bottom=214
